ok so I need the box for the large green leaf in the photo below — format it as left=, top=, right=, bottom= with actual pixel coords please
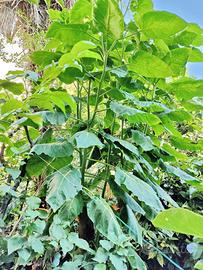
left=126, top=205, right=142, bottom=245
left=110, top=101, right=160, bottom=126
left=153, top=208, right=203, bottom=238
left=109, top=254, right=128, bottom=270
left=0, top=80, right=24, bottom=95
left=87, top=197, right=126, bottom=244
left=188, top=48, right=203, bottom=62
left=128, top=51, right=172, bottom=78
left=170, top=136, right=203, bottom=151
left=46, top=22, right=89, bottom=47
left=104, top=134, right=139, bottom=156
left=30, top=51, right=61, bottom=68
left=52, top=91, right=77, bottom=113
left=195, top=260, right=203, bottom=270
left=31, top=141, right=73, bottom=158
left=1, top=99, right=24, bottom=114
left=132, top=0, right=153, bottom=18
left=132, top=130, right=154, bottom=151
left=165, top=48, right=189, bottom=76
left=162, top=144, right=187, bottom=161
left=68, top=232, right=94, bottom=253
left=70, top=0, right=92, bottom=23
left=58, top=67, right=83, bottom=84
left=71, top=41, right=97, bottom=56
left=94, top=0, right=124, bottom=39
left=40, top=111, right=68, bottom=125
left=160, top=115, right=182, bottom=137
left=46, top=166, right=82, bottom=211
left=175, top=30, right=203, bottom=47
left=28, top=236, right=44, bottom=254
left=142, top=11, right=187, bottom=39
left=167, top=79, right=203, bottom=100
left=7, top=236, right=25, bottom=255
left=58, top=196, right=83, bottom=223
left=59, top=41, right=98, bottom=67
left=120, top=90, right=167, bottom=112
left=115, top=168, right=163, bottom=212
left=162, top=163, right=200, bottom=184
left=166, top=110, right=192, bottom=122
left=75, top=130, right=104, bottom=148
left=149, top=181, right=178, bottom=207
left=127, top=247, right=147, bottom=270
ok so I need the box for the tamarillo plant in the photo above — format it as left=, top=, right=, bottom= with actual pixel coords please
left=0, top=0, right=203, bottom=269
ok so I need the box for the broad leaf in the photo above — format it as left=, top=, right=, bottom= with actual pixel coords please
left=87, top=197, right=126, bottom=244
left=94, top=247, right=108, bottom=263
left=127, top=247, right=147, bottom=270
left=68, top=232, right=94, bottom=253
left=28, top=236, right=44, bottom=254
left=75, top=130, right=104, bottom=148
left=148, top=181, right=178, bottom=207
left=153, top=208, right=203, bottom=238
left=62, top=261, right=80, bottom=270
left=188, top=48, right=203, bottom=62
left=0, top=80, right=24, bottom=95
left=142, top=11, right=187, bottom=39
left=195, top=260, right=203, bottom=270
left=46, top=22, right=89, bottom=47
left=132, top=0, right=153, bottom=18
left=110, top=101, right=160, bottom=126
left=128, top=51, right=172, bottom=78
left=170, top=136, right=203, bottom=151
left=132, top=130, right=154, bottom=151
left=26, top=196, right=41, bottom=209
left=58, top=196, right=83, bottom=223
left=94, top=264, right=106, bottom=270
left=30, top=51, right=61, bottom=68
left=7, top=236, right=25, bottom=255
left=109, top=254, right=128, bottom=270
left=162, top=144, right=187, bottom=161
left=1, top=99, right=24, bottom=114
left=60, top=239, right=74, bottom=255
left=31, top=141, right=73, bottom=158
left=49, top=224, right=66, bottom=240
left=46, top=166, right=82, bottom=211
left=104, top=134, right=139, bottom=156
left=71, top=40, right=97, bottom=56
left=167, top=79, right=203, bottom=100
left=163, top=163, right=200, bottom=184
left=70, top=0, right=92, bottom=23
left=40, top=111, right=68, bottom=125
left=120, top=90, right=167, bottom=112
left=94, top=0, right=124, bottom=39
left=126, top=205, right=142, bottom=245
left=115, top=168, right=163, bottom=212
left=165, top=48, right=189, bottom=76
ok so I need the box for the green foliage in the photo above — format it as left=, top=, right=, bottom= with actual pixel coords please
left=142, top=11, right=187, bottom=39
left=153, top=208, right=203, bottom=238
left=128, top=50, right=172, bottom=78
left=0, top=0, right=203, bottom=269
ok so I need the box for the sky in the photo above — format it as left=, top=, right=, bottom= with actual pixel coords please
left=154, top=0, right=203, bottom=79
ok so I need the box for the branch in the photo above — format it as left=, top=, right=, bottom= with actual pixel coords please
left=24, top=126, right=33, bottom=148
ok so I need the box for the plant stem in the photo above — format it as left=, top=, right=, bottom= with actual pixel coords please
left=24, top=126, right=33, bottom=147
left=87, top=79, right=91, bottom=129
left=101, top=117, right=116, bottom=198
left=81, top=149, right=88, bottom=185
left=89, top=37, right=108, bottom=127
